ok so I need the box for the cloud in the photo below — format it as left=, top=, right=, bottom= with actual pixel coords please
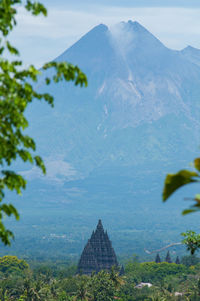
left=21, top=158, right=77, bottom=184
left=109, top=22, right=136, bottom=58
left=8, top=5, right=200, bottom=67
left=42, top=0, right=200, bottom=9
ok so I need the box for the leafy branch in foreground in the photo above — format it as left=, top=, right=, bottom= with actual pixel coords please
left=182, top=231, right=200, bottom=255
left=162, top=158, right=200, bottom=214
left=0, top=0, right=87, bottom=245
left=163, top=160, right=200, bottom=254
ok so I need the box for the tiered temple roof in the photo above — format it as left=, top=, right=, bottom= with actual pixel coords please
left=77, top=220, right=118, bottom=275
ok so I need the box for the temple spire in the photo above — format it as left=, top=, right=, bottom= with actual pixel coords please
left=155, top=253, right=161, bottom=263
left=165, top=251, right=172, bottom=263
left=96, top=219, right=104, bottom=232
left=77, top=220, right=118, bottom=275
left=98, top=219, right=102, bottom=226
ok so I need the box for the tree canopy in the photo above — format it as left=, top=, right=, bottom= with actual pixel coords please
left=0, top=255, right=29, bottom=275
left=0, top=0, right=87, bottom=245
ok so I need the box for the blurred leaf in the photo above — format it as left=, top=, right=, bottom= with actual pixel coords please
left=6, top=41, right=19, bottom=55
left=194, top=158, right=200, bottom=172
left=25, top=1, right=47, bottom=16
left=34, top=156, right=46, bottom=174
left=163, top=170, right=199, bottom=201
left=182, top=209, right=196, bottom=215
left=195, top=194, right=200, bottom=201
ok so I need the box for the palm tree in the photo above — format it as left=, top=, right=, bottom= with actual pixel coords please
left=73, top=280, right=91, bottom=301
left=109, top=267, right=125, bottom=290
left=24, top=278, right=41, bottom=301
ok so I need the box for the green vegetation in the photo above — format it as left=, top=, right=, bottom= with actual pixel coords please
left=0, top=0, right=87, bottom=245
left=0, top=255, right=28, bottom=275
left=1, top=255, right=200, bottom=300
left=125, top=261, right=188, bottom=283
left=163, top=159, right=200, bottom=214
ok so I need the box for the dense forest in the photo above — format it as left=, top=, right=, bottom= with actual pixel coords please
left=1, top=254, right=200, bottom=300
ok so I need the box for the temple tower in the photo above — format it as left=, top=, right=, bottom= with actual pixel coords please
left=77, top=220, right=118, bottom=275
left=165, top=251, right=172, bottom=263
left=155, top=253, right=161, bottom=263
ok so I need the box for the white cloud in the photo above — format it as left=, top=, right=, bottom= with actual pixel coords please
left=109, top=22, right=137, bottom=58
left=8, top=6, right=200, bottom=66
left=21, top=158, right=77, bottom=184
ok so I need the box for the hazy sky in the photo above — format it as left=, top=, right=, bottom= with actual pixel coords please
left=9, top=0, right=200, bottom=67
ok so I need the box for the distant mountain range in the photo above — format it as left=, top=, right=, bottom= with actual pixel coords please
left=5, top=21, right=200, bottom=259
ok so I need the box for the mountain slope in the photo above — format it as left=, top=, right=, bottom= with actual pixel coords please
left=27, top=21, right=200, bottom=177
left=7, top=21, right=200, bottom=258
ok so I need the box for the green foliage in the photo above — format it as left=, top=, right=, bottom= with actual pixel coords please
left=162, top=158, right=200, bottom=214
left=88, top=271, right=116, bottom=301
left=0, top=258, right=200, bottom=301
left=181, top=254, right=200, bottom=267
left=74, top=276, right=91, bottom=301
left=181, top=231, right=200, bottom=255
left=60, top=276, right=79, bottom=295
left=163, top=169, right=199, bottom=202
left=140, top=262, right=187, bottom=282
left=125, top=261, right=188, bottom=284
left=0, top=255, right=29, bottom=275
left=0, top=0, right=87, bottom=245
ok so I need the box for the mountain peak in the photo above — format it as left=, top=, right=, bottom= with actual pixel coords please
left=91, top=23, right=108, bottom=33
left=180, top=45, right=200, bottom=66
left=127, top=20, right=148, bottom=31
left=109, top=20, right=165, bottom=58
left=182, top=45, right=200, bottom=53
left=57, top=23, right=109, bottom=64
left=73, top=23, right=108, bottom=43
left=116, top=20, right=150, bottom=34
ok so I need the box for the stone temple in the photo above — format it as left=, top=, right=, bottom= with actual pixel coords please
left=77, top=219, right=118, bottom=275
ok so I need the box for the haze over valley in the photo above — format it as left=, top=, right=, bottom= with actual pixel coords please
left=4, top=20, right=200, bottom=261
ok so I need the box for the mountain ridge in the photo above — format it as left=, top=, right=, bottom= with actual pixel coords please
left=26, top=20, right=200, bottom=180
left=10, top=20, right=200, bottom=257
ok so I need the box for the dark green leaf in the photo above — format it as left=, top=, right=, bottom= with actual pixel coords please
left=182, top=209, right=196, bottom=215
left=163, top=170, right=199, bottom=201
left=34, top=156, right=46, bottom=174
left=0, top=204, right=20, bottom=220
left=6, top=41, right=19, bottom=55
left=194, top=158, right=200, bottom=172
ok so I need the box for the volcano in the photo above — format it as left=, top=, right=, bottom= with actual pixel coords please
left=9, top=21, right=200, bottom=258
